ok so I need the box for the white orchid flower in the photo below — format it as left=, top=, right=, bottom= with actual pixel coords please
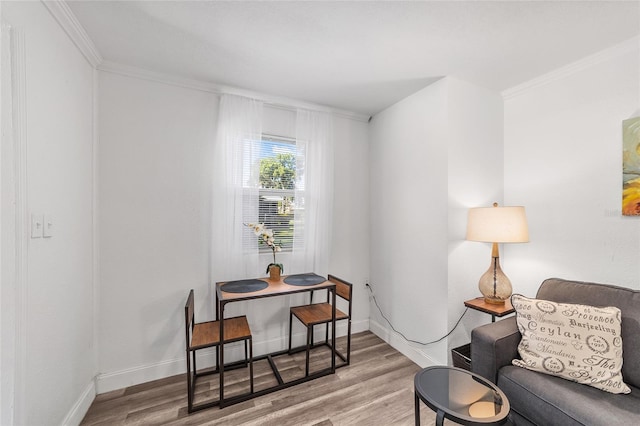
left=245, top=224, right=282, bottom=271
left=245, top=222, right=265, bottom=236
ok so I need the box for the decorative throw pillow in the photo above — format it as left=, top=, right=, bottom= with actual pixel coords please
left=511, top=294, right=630, bottom=394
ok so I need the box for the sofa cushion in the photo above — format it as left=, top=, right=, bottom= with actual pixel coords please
left=537, top=278, right=640, bottom=389
left=511, top=294, right=630, bottom=394
left=498, top=365, right=640, bottom=426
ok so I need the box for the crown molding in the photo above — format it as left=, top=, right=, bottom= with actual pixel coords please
left=97, top=60, right=371, bottom=123
left=42, top=1, right=368, bottom=121
left=42, top=0, right=102, bottom=67
left=503, top=35, right=640, bottom=100
left=98, top=59, right=222, bottom=93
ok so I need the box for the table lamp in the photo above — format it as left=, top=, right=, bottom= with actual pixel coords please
left=466, top=203, right=529, bottom=304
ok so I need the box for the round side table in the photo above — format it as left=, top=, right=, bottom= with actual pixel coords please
left=414, top=366, right=510, bottom=426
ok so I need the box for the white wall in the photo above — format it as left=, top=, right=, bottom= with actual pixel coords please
left=368, top=80, right=450, bottom=365
left=504, top=40, right=640, bottom=295
left=97, top=71, right=217, bottom=391
left=1, top=2, right=95, bottom=425
left=329, top=112, right=370, bottom=330
left=97, top=70, right=370, bottom=392
left=446, top=78, right=504, bottom=352
left=368, top=77, right=505, bottom=365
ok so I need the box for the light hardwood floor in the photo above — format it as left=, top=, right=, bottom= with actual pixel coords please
left=81, top=331, right=444, bottom=425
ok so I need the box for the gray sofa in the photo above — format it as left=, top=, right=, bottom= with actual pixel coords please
left=471, top=278, right=640, bottom=426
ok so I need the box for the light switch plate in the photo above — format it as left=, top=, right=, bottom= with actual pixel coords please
left=43, top=214, right=53, bottom=238
left=31, top=214, right=43, bottom=238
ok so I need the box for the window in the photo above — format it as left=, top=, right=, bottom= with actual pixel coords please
left=243, top=135, right=304, bottom=252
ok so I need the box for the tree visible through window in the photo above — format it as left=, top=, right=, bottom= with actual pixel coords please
left=260, top=153, right=296, bottom=190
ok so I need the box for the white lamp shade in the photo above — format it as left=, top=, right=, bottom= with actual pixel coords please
left=466, top=205, right=529, bottom=243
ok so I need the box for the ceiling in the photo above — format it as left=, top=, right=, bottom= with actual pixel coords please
left=68, top=1, right=640, bottom=116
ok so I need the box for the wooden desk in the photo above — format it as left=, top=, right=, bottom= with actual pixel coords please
left=215, top=274, right=337, bottom=408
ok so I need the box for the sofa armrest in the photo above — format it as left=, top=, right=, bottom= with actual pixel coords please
left=471, top=316, right=521, bottom=384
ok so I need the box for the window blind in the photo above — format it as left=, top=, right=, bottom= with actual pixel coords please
left=242, top=135, right=304, bottom=252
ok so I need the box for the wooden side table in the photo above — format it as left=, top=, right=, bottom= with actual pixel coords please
left=464, top=297, right=514, bottom=322
left=452, top=297, right=516, bottom=371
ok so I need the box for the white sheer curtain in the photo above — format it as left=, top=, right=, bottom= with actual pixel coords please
left=291, top=109, right=334, bottom=277
left=211, top=94, right=263, bottom=282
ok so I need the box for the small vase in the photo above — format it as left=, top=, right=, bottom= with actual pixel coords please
left=269, top=264, right=281, bottom=281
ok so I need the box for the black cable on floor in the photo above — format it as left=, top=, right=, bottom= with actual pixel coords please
left=365, top=282, right=468, bottom=345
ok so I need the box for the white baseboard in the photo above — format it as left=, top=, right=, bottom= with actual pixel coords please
left=368, top=319, right=440, bottom=368
left=96, top=355, right=188, bottom=395
left=96, top=319, right=370, bottom=394
left=61, top=380, right=95, bottom=426
left=350, top=318, right=370, bottom=335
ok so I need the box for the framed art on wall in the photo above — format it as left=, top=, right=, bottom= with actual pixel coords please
left=622, top=117, right=640, bottom=216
